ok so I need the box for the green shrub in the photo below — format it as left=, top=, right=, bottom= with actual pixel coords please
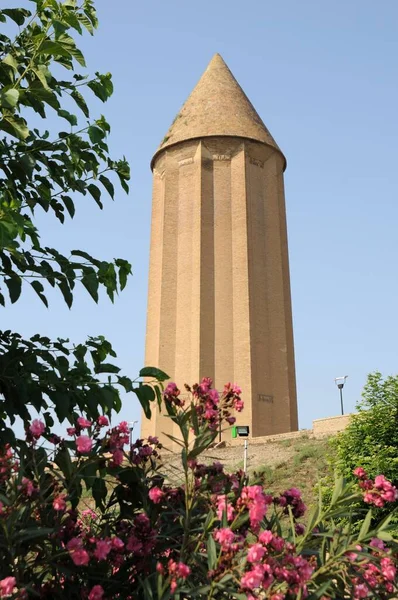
left=322, top=371, right=398, bottom=531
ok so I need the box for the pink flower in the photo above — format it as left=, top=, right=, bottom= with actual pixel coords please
left=53, top=494, right=67, bottom=512
left=239, top=485, right=271, bottom=529
left=259, top=530, right=273, bottom=545
left=94, top=539, right=111, bottom=561
left=19, top=477, right=35, bottom=497
left=381, top=557, right=396, bottom=581
left=77, top=417, right=92, bottom=428
left=82, top=509, right=97, bottom=520
left=117, top=420, right=129, bottom=434
left=29, top=419, right=45, bottom=439
left=214, top=528, right=235, bottom=549
left=209, top=389, right=219, bottom=403
left=71, top=548, right=89, bottom=566
left=216, top=495, right=235, bottom=522
left=234, top=399, right=244, bottom=412
left=241, top=565, right=265, bottom=590
left=149, top=486, right=164, bottom=504
left=148, top=436, right=159, bottom=445
left=66, top=427, right=76, bottom=436
left=111, top=536, right=124, bottom=550
left=369, top=537, right=386, bottom=550
left=176, top=563, right=190, bottom=578
left=111, top=449, right=124, bottom=466
left=354, top=583, right=369, bottom=599
left=353, top=467, right=367, bottom=479
left=168, top=560, right=191, bottom=579
left=0, top=577, right=16, bottom=597
left=247, top=543, right=266, bottom=563
left=97, top=416, right=109, bottom=427
left=76, top=435, right=93, bottom=454
left=88, top=585, right=104, bottom=600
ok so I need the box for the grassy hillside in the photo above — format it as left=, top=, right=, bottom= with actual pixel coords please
left=163, top=435, right=334, bottom=509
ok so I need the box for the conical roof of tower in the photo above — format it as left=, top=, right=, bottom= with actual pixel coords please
left=151, top=53, right=285, bottom=169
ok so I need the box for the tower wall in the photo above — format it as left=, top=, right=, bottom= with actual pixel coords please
left=143, top=137, right=298, bottom=446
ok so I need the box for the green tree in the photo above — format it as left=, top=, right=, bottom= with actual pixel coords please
left=0, top=0, right=165, bottom=444
left=324, top=371, right=398, bottom=530
left=332, top=372, right=398, bottom=482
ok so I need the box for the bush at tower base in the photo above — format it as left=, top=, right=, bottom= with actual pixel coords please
left=0, top=378, right=396, bottom=600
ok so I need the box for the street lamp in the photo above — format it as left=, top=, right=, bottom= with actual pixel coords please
left=128, top=421, right=138, bottom=448
left=334, top=376, right=348, bottom=415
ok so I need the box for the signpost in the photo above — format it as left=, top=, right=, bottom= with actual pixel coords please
left=235, top=426, right=249, bottom=474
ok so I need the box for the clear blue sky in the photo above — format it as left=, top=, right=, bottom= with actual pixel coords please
left=4, top=0, right=398, bottom=432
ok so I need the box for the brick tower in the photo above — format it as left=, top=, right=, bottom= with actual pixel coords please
left=141, top=54, right=298, bottom=445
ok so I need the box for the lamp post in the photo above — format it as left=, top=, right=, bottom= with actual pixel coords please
left=129, top=420, right=138, bottom=449
left=334, top=376, right=348, bottom=415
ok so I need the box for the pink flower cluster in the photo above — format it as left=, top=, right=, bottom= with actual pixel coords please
left=274, top=487, right=307, bottom=519
left=0, top=577, right=16, bottom=598
left=66, top=533, right=126, bottom=567
left=105, top=421, right=130, bottom=466
left=350, top=540, right=397, bottom=598
left=191, top=377, right=245, bottom=431
left=130, top=436, right=162, bottom=466
left=164, top=382, right=184, bottom=407
left=238, top=485, right=273, bottom=530
left=213, top=525, right=314, bottom=597
left=157, top=559, right=191, bottom=594
left=125, top=513, right=157, bottom=557
left=0, top=444, right=17, bottom=484
left=65, top=414, right=110, bottom=454
left=29, top=419, right=45, bottom=440
left=354, top=468, right=398, bottom=507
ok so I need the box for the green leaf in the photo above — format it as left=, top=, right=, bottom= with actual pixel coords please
left=4, top=275, right=21, bottom=303
left=1, top=8, right=30, bottom=26
left=207, top=534, right=217, bottom=570
left=358, top=508, right=372, bottom=541
left=30, top=281, right=49, bottom=307
left=330, top=476, right=344, bottom=506
left=134, top=385, right=156, bottom=419
left=117, top=376, right=134, bottom=392
left=95, top=363, right=120, bottom=374
left=86, top=184, right=103, bottom=208
left=71, top=90, right=89, bottom=117
left=92, top=477, right=107, bottom=509
left=81, top=269, right=99, bottom=302
left=70, top=250, right=101, bottom=267
left=0, top=89, right=19, bottom=109
left=58, top=109, right=77, bottom=126
left=376, top=530, right=393, bottom=541
left=99, top=174, right=114, bottom=199
left=15, top=528, right=54, bottom=543
left=88, top=125, right=105, bottom=144
left=53, top=392, right=71, bottom=422
left=139, top=367, right=169, bottom=381
left=38, top=40, right=72, bottom=59
left=32, top=66, right=51, bottom=89
left=2, top=54, right=18, bottom=73
left=61, top=195, right=75, bottom=218
left=58, top=279, right=73, bottom=308
left=0, top=115, right=29, bottom=140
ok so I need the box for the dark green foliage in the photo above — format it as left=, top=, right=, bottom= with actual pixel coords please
left=0, top=1, right=131, bottom=308
left=0, top=0, right=163, bottom=440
